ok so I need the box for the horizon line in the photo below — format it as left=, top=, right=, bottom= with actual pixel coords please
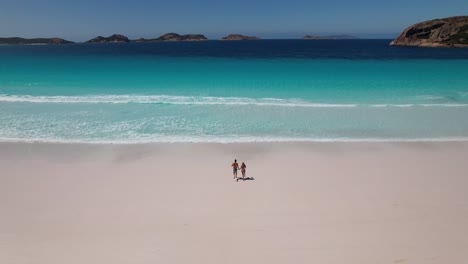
left=0, top=35, right=398, bottom=43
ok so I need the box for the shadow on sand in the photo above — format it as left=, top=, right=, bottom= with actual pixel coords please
left=236, top=177, right=255, bottom=182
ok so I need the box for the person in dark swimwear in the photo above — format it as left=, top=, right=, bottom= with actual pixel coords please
left=240, top=162, right=247, bottom=179
left=231, top=159, right=239, bottom=179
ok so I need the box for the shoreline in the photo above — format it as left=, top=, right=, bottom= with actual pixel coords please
left=2, top=140, right=468, bottom=151
left=2, top=137, right=468, bottom=145
left=2, top=141, right=468, bottom=162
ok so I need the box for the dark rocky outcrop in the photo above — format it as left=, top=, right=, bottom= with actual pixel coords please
left=0, top=37, right=74, bottom=45
left=132, top=38, right=147, bottom=42
left=390, top=16, right=468, bottom=48
left=179, top=34, right=208, bottom=41
left=221, top=34, right=259, bottom=40
left=303, top=35, right=358, bottom=40
left=135, top=33, right=208, bottom=42
left=86, top=34, right=129, bottom=43
left=157, top=33, right=185, bottom=41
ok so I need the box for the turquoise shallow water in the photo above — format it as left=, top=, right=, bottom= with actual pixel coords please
left=1, top=40, right=468, bottom=143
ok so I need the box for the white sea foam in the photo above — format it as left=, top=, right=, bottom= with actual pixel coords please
left=420, top=104, right=468, bottom=107
left=0, top=94, right=356, bottom=107
left=1, top=94, right=468, bottom=108
left=369, top=104, right=412, bottom=107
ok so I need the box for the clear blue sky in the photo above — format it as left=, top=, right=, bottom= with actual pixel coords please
left=0, top=0, right=466, bottom=41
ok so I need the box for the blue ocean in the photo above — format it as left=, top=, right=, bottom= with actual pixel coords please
left=1, top=39, right=468, bottom=143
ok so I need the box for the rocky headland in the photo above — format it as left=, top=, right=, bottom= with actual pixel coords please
left=0, top=37, right=74, bottom=45
left=86, top=34, right=130, bottom=43
left=390, top=16, right=468, bottom=48
left=221, top=34, right=259, bottom=40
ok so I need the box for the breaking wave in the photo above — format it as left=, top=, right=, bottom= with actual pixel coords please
left=1, top=94, right=467, bottom=108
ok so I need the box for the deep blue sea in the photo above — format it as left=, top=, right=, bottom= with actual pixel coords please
left=1, top=39, right=468, bottom=143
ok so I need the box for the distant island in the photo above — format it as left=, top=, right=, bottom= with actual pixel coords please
left=86, top=34, right=129, bottom=43
left=303, top=35, right=358, bottom=40
left=221, top=34, right=260, bottom=40
left=135, top=33, right=208, bottom=42
left=0, top=33, right=368, bottom=45
left=390, top=16, right=468, bottom=48
left=0, top=37, right=74, bottom=45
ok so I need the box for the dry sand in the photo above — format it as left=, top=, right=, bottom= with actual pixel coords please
left=1, top=142, right=468, bottom=264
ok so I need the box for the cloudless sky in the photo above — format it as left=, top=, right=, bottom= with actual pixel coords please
left=0, top=0, right=467, bottom=41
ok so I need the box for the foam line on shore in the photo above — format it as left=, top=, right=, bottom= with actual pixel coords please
left=1, top=136, right=468, bottom=144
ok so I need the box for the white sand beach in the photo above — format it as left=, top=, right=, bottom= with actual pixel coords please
left=1, top=142, right=468, bottom=264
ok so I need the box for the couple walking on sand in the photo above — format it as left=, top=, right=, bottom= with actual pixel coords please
left=231, top=159, right=247, bottom=181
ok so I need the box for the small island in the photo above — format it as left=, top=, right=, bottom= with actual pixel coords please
left=390, top=16, right=468, bottom=48
left=0, top=37, right=74, bottom=45
left=303, top=35, right=358, bottom=40
left=86, top=34, right=130, bottom=43
left=159, top=33, right=208, bottom=41
left=221, top=34, right=260, bottom=40
left=135, top=33, right=208, bottom=42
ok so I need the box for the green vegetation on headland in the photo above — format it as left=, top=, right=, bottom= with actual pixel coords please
left=448, top=24, right=468, bottom=45
left=390, top=16, right=468, bottom=48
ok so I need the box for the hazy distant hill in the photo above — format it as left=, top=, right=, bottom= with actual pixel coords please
left=0, top=37, right=74, bottom=45
left=86, top=34, right=130, bottom=43
left=221, top=34, right=260, bottom=40
left=303, top=35, right=358, bottom=40
left=134, top=33, right=208, bottom=42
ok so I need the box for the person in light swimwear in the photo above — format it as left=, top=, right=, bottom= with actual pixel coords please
left=240, top=162, right=247, bottom=179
